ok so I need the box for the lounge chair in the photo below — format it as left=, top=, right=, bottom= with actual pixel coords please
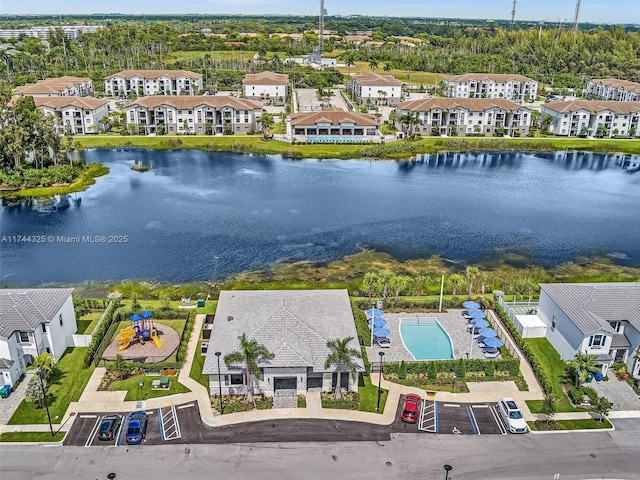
left=481, top=346, right=499, bottom=354
left=484, top=351, right=500, bottom=359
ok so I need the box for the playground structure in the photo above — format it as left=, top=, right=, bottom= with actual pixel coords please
left=117, top=311, right=163, bottom=351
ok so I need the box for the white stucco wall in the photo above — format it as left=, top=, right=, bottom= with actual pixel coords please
left=538, top=292, right=584, bottom=359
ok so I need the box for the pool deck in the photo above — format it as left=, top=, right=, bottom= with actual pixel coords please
left=365, top=309, right=490, bottom=364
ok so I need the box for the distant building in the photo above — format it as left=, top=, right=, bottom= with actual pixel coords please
left=289, top=108, right=379, bottom=141
left=242, top=71, right=289, bottom=105
left=541, top=101, right=640, bottom=137
left=104, top=70, right=203, bottom=97
left=34, top=97, right=109, bottom=134
left=443, top=74, right=538, bottom=103
left=0, top=25, right=102, bottom=40
left=0, top=289, right=77, bottom=388
left=585, top=78, right=640, bottom=102
left=14, top=76, right=93, bottom=97
left=349, top=72, right=403, bottom=105
left=125, top=96, right=263, bottom=135
left=395, top=98, right=531, bottom=136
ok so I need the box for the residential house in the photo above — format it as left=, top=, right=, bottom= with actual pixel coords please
left=536, top=283, right=640, bottom=378
left=585, top=78, right=640, bottom=102
left=541, top=101, right=640, bottom=137
left=104, top=70, right=203, bottom=97
left=349, top=72, right=403, bottom=105
left=289, top=108, right=379, bottom=141
left=395, top=98, right=531, bottom=137
left=242, top=71, right=289, bottom=105
left=202, top=290, right=365, bottom=398
left=443, top=74, right=538, bottom=103
left=34, top=96, right=109, bottom=134
left=0, top=289, right=77, bottom=388
left=125, top=96, right=263, bottom=135
left=14, top=76, right=93, bottom=97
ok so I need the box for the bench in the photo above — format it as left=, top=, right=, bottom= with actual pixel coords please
left=152, top=377, right=170, bottom=390
left=145, top=368, right=161, bottom=376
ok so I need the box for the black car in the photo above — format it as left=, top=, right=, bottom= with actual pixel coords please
left=97, top=414, right=122, bottom=441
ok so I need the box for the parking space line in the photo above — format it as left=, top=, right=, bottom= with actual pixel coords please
left=177, top=403, right=195, bottom=410
left=466, top=406, right=480, bottom=435
left=84, top=417, right=101, bottom=447
left=418, top=400, right=437, bottom=433
left=79, top=414, right=97, bottom=419
left=489, top=405, right=508, bottom=435
left=159, top=405, right=182, bottom=441
left=443, top=403, right=460, bottom=407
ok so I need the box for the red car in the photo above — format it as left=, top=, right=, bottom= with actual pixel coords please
left=401, top=394, right=422, bottom=423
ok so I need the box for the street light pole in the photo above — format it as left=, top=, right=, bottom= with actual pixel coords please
left=439, top=272, right=445, bottom=312
left=139, top=381, right=144, bottom=401
left=37, top=367, right=54, bottom=437
left=444, top=464, right=453, bottom=480
left=215, top=351, right=224, bottom=414
left=376, top=351, right=385, bottom=412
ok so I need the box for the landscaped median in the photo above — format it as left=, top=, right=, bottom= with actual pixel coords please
left=0, top=431, right=66, bottom=443
left=528, top=418, right=613, bottom=432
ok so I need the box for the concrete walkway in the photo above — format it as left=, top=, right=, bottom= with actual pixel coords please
left=0, top=371, right=35, bottom=425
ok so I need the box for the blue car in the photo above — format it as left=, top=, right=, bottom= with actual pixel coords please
left=125, top=411, right=148, bottom=445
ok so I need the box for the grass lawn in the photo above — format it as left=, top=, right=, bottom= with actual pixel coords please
left=108, top=373, right=191, bottom=401
left=8, top=348, right=95, bottom=425
left=189, top=344, right=209, bottom=390
left=524, top=338, right=582, bottom=413
left=0, top=431, right=66, bottom=442
left=118, top=298, right=218, bottom=315
left=528, top=418, right=612, bottom=431
left=359, top=374, right=388, bottom=413
left=76, top=311, right=103, bottom=334
left=335, top=62, right=439, bottom=86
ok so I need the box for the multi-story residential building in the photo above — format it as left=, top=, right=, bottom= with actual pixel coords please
left=0, top=25, right=102, bottom=40
left=541, top=101, right=640, bottom=137
left=289, top=108, right=379, bottom=141
left=0, top=289, right=77, bottom=388
left=14, top=76, right=93, bottom=97
left=125, top=96, right=263, bottom=135
left=242, top=72, right=289, bottom=105
left=443, top=74, right=538, bottom=103
left=585, top=78, right=640, bottom=102
left=395, top=98, right=531, bottom=137
left=31, top=97, right=109, bottom=134
left=349, top=72, right=403, bottom=105
left=104, top=70, right=203, bottom=97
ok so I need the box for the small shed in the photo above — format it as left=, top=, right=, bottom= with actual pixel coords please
left=514, top=314, right=547, bottom=338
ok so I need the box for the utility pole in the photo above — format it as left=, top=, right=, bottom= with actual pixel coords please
left=573, top=0, right=582, bottom=35
left=511, top=0, right=517, bottom=30
left=318, top=0, right=325, bottom=59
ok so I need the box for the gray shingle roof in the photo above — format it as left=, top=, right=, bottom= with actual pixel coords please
left=0, top=288, right=74, bottom=339
left=0, top=358, right=15, bottom=369
left=203, top=290, right=364, bottom=375
left=611, top=334, right=631, bottom=349
left=540, top=283, right=640, bottom=335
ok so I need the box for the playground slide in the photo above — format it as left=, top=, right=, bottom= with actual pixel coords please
left=118, top=336, right=131, bottom=351
left=116, top=326, right=136, bottom=350
left=150, top=328, right=163, bottom=348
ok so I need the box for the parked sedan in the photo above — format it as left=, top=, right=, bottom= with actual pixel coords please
left=125, top=411, right=149, bottom=445
left=497, top=397, right=529, bottom=434
left=400, top=393, right=422, bottom=423
left=97, top=414, right=122, bottom=441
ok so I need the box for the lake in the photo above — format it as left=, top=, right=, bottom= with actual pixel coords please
left=1, top=149, right=639, bottom=286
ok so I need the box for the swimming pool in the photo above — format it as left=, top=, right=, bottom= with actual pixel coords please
left=399, top=317, right=454, bottom=360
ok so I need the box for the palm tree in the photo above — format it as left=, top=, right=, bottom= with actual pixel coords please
left=325, top=337, right=361, bottom=400
left=377, top=271, right=393, bottom=304
left=390, top=275, right=410, bottom=307
left=465, top=266, right=479, bottom=297
left=224, top=333, right=275, bottom=405
left=362, top=272, right=378, bottom=300
left=344, top=52, right=356, bottom=76
left=568, top=351, right=600, bottom=387
left=448, top=274, right=465, bottom=301
left=257, top=111, right=274, bottom=138
left=368, top=57, right=379, bottom=71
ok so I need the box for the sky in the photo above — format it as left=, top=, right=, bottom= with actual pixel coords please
left=0, top=1, right=638, bottom=25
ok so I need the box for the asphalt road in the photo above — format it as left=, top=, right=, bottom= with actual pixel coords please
left=2, top=421, right=640, bottom=480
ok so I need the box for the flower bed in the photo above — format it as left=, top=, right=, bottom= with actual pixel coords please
left=220, top=395, right=273, bottom=413
left=321, top=391, right=359, bottom=410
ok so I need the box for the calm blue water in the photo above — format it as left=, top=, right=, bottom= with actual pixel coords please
left=1, top=149, right=639, bottom=286
left=400, top=318, right=454, bottom=360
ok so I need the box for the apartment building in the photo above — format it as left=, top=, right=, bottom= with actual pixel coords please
left=104, top=70, right=203, bottom=97
left=349, top=72, right=403, bottom=105
left=289, top=108, right=379, bottom=141
left=34, top=97, right=109, bottom=134
left=242, top=71, right=289, bottom=105
left=443, top=74, right=538, bottom=103
left=125, top=96, right=263, bottom=135
left=585, top=78, right=640, bottom=102
left=395, top=98, right=531, bottom=136
left=14, top=76, right=93, bottom=97
left=0, top=25, right=102, bottom=40
left=541, top=101, right=640, bottom=137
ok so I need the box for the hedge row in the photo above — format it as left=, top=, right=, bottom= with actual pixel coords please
left=494, top=304, right=552, bottom=395
left=120, top=309, right=185, bottom=320
left=351, top=300, right=372, bottom=347
left=384, top=357, right=520, bottom=378
left=175, top=312, right=195, bottom=366
left=83, top=302, right=120, bottom=368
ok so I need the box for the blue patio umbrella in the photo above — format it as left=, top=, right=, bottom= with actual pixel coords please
left=368, top=317, right=387, bottom=328
left=478, top=328, right=498, bottom=338
left=141, top=311, right=153, bottom=319
left=483, top=337, right=504, bottom=348
left=470, top=319, right=489, bottom=329
left=468, top=310, right=486, bottom=319
left=365, top=308, right=384, bottom=318
left=373, top=328, right=391, bottom=338
left=130, top=314, right=142, bottom=321
left=463, top=301, right=481, bottom=309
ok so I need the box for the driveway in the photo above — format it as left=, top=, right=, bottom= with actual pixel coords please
left=587, top=374, right=640, bottom=411
left=0, top=371, right=34, bottom=425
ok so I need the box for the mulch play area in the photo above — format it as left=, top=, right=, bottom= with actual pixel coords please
left=101, top=322, right=180, bottom=363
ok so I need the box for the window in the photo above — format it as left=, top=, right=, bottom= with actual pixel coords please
left=230, top=374, right=243, bottom=385
left=42, top=323, right=47, bottom=333
left=589, top=334, right=605, bottom=347
left=59, top=314, right=63, bottom=326
left=19, top=332, right=30, bottom=343
left=551, top=316, right=556, bottom=331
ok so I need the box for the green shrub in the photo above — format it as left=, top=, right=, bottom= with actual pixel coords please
left=455, top=358, right=466, bottom=379
left=427, top=361, right=437, bottom=380
left=398, top=360, right=407, bottom=380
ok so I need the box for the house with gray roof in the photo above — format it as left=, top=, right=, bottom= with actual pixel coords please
left=0, top=288, right=77, bottom=388
left=537, top=283, right=640, bottom=379
left=202, top=290, right=365, bottom=399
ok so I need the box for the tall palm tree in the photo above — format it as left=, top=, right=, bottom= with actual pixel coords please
left=568, top=351, right=600, bottom=387
left=390, top=275, right=411, bottom=307
left=325, top=337, right=361, bottom=400
left=448, top=274, right=465, bottom=302
left=224, top=333, right=275, bottom=405
left=362, top=272, right=378, bottom=300
left=465, top=266, right=479, bottom=297
left=344, top=52, right=356, bottom=76
left=368, top=57, right=379, bottom=71
left=377, top=271, right=393, bottom=304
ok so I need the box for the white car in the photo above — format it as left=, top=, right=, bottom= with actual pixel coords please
left=497, top=397, right=529, bottom=434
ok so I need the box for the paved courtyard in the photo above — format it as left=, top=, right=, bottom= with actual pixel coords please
left=365, top=309, right=493, bottom=364
left=587, top=373, right=640, bottom=411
